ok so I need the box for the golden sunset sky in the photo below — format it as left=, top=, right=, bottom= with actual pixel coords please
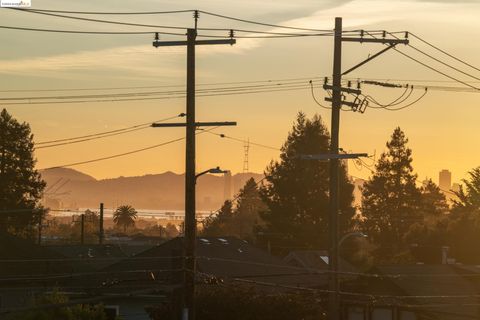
left=0, top=0, right=479, bottom=185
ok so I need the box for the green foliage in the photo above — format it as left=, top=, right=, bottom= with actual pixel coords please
left=446, top=167, right=480, bottom=263
left=0, top=108, right=46, bottom=235
left=113, top=205, right=138, bottom=232
left=9, top=290, right=107, bottom=320
left=202, top=178, right=265, bottom=241
left=258, top=113, right=355, bottom=253
left=149, top=286, right=325, bottom=320
left=361, top=127, right=422, bottom=256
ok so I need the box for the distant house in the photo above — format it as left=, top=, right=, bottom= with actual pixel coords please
left=0, top=232, right=85, bottom=314
left=284, top=250, right=358, bottom=274
left=94, top=237, right=330, bottom=319
left=342, top=264, right=480, bottom=320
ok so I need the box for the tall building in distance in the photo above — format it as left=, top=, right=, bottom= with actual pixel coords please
left=439, top=169, right=452, bottom=192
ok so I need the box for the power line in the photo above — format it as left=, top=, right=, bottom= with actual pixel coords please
left=36, top=114, right=183, bottom=146
left=38, top=127, right=217, bottom=170
left=1, top=83, right=322, bottom=106
left=363, top=31, right=479, bottom=91
left=0, top=25, right=160, bottom=35
left=410, top=32, right=480, bottom=73
left=309, top=80, right=331, bottom=109
left=16, top=8, right=195, bottom=15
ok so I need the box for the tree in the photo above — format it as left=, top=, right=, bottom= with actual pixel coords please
left=446, top=167, right=480, bottom=263
left=0, top=109, right=46, bottom=236
left=113, top=205, right=137, bottom=232
left=361, top=127, right=422, bottom=257
left=9, top=289, right=108, bottom=320
left=258, top=113, right=355, bottom=254
left=202, top=200, right=234, bottom=237
left=403, top=179, right=450, bottom=263
left=201, top=178, right=266, bottom=241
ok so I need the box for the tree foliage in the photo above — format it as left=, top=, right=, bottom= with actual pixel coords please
left=8, top=290, right=108, bottom=320
left=258, top=113, right=355, bottom=253
left=446, top=167, right=480, bottom=263
left=202, top=178, right=265, bottom=241
left=149, top=286, right=325, bottom=320
left=361, top=128, right=422, bottom=256
left=113, top=205, right=137, bottom=232
left=0, top=109, right=46, bottom=235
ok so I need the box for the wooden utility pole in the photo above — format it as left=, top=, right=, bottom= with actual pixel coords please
left=328, top=17, right=342, bottom=320
left=99, top=203, right=104, bottom=245
left=325, top=18, right=408, bottom=319
left=152, top=27, right=236, bottom=320
left=80, top=213, right=85, bottom=245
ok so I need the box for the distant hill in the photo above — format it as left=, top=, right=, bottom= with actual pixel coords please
left=40, top=168, right=263, bottom=211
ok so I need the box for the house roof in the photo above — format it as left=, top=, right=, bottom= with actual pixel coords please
left=102, top=237, right=328, bottom=291
left=353, top=265, right=480, bottom=320
left=284, top=250, right=358, bottom=273
left=0, top=232, right=85, bottom=282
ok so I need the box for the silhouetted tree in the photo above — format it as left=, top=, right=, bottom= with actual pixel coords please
left=421, top=179, right=449, bottom=217
left=446, top=167, right=480, bottom=263
left=0, top=109, right=46, bottom=236
left=403, top=179, right=450, bottom=263
left=202, top=178, right=265, bottom=241
left=361, top=127, right=422, bottom=257
left=202, top=200, right=234, bottom=237
left=113, top=205, right=137, bottom=232
left=258, top=113, right=355, bottom=254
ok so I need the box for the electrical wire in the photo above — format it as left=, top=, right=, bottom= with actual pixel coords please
left=2, top=83, right=321, bottom=106
left=37, top=114, right=182, bottom=145
left=197, top=10, right=331, bottom=32
left=38, top=127, right=217, bottom=170
left=0, top=25, right=160, bottom=35
left=386, top=33, right=480, bottom=82
left=410, top=32, right=480, bottom=73
left=383, top=87, right=428, bottom=111
left=15, top=8, right=195, bottom=15
left=363, top=85, right=412, bottom=107
left=363, top=31, right=480, bottom=91
left=309, top=80, right=331, bottom=110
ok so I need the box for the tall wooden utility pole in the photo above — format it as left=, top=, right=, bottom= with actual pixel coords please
left=325, top=18, right=408, bottom=319
left=99, top=203, right=104, bottom=245
left=328, top=17, right=342, bottom=320
left=152, top=27, right=236, bottom=320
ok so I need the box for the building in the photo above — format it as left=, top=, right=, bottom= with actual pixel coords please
left=439, top=169, right=452, bottom=192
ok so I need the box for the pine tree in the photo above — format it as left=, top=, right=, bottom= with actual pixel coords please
left=201, top=178, right=265, bottom=241
left=258, top=113, right=355, bottom=253
left=0, top=109, right=46, bottom=235
left=361, top=127, right=421, bottom=254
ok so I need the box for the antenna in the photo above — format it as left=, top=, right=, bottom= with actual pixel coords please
left=243, top=138, right=250, bottom=173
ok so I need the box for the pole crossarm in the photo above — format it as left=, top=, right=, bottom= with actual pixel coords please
left=341, top=37, right=409, bottom=45
left=299, top=153, right=368, bottom=160
left=323, top=84, right=361, bottom=95
left=342, top=44, right=397, bottom=76
left=151, top=121, right=237, bottom=128
left=324, top=97, right=357, bottom=108
left=153, top=39, right=236, bottom=47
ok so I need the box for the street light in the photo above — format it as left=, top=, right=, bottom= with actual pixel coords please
left=195, top=167, right=229, bottom=182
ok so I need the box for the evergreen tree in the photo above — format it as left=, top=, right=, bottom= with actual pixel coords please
left=420, top=179, right=449, bottom=217
left=202, top=200, right=234, bottom=237
left=0, top=109, right=46, bottom=235
left=258, top=113, right=355, bottom=253
left=446, top=167, right=480, bottom=263
left=201, top=178, right=265, bottom=241
left=361, top=127, right=422, bottom=255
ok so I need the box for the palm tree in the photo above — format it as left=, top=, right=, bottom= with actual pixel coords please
left=113, top=205, right=138, bottom=233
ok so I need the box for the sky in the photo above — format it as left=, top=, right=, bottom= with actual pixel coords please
left=0, top=0, right=479, bottom=185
